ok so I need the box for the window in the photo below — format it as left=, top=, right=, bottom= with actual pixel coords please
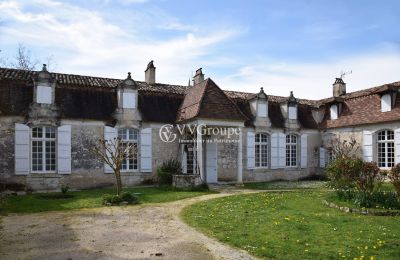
left=118, top=128, right=138, bottom=171
left=122, top=92, right=136, bottom=109
left=377, top=130, right=395, bottom=168
left=31, top=126, right=56, bottom=172
left=286, top=134, right=297, bottom=167
left=184, top=144, right=195, bottom=174
left=255, top=133, right=269, bottom=167
left=36, top=85, right=52, bottom=104
left=257, top=103, right=267, bottom=117
left=288, top=106, right=297, bottom=119
left=330, top=104, right=338, bottom=120
left=381, top=94, right=391, bottom=112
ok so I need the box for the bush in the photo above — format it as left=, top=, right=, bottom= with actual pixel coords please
left=334, top=190, right=400, bottom=209
left=120, top=192, right=139, bottom=204
left=389, top=164, right=400, bottom=197
left=61, top=184, right=69, bottom=195
left=157, top=159, right=182, bottom=185
left=326, top=156, right=362, bottom=191
left=102, top=192, right=139, bottom=205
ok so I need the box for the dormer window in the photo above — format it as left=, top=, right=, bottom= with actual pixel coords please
left=381, top=94, right=391, bottom=112
left=122, top=92, right=136, bottom=109
left=117, top=72, right=138, bottom=110
left=330, top=104, right=338, bottom=120
left=257, top=103, right=267, bottom=117
left=36, top=85, right=53, bottom=104
left=287, top=91, right=297, bottom=120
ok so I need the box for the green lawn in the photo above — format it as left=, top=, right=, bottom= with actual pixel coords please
left=182, top=191, right=400, bottom=259
left=0, top=186, right=213, bottom=214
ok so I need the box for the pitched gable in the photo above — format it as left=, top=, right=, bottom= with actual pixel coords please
left=177, top=79, right=248, bottom=122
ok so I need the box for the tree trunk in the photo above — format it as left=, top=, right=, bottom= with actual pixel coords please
left=115, top=170, right=122, bottom=196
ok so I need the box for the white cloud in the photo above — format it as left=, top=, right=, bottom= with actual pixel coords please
left=218, top=48, right=400, bottom=99
left=0, top=0, right=241, bottom=84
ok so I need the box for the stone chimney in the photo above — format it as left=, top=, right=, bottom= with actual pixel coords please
left=145, top=60, right=156, bottom=84
left=333, top=78, right=346, bottom=97
left=193, top=68, right=204, bottom=85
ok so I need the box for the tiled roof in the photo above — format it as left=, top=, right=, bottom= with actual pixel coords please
left=177, top=79, right=248, bottom=122
left=1, top=67, right=399, bottom=128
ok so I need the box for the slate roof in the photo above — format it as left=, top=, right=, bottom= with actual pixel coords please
left=1, top=67, right=399, bottom=129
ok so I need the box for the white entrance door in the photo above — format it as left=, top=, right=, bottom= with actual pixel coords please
left=206, top=142, right=217, bottom=183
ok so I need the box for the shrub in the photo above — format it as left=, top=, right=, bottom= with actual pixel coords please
left=61, top=184, right=69, bottom=195
left=190, top=183, right=210, bottom=192
left=351, top=161, right=383, bottom=196
left=389, top=164, right=400, bottom=197
left=326, top=156, right=361, bottom=191
left=102, top=192, right=139, bottom=205
left=157, top=159, right=182, bottom=185
left=120, top=192, right=139, bottom=204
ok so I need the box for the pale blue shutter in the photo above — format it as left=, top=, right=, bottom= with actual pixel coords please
left=270, top=133, right=279, bottom=169
left=57, top=125, right=71, bottom=174
left=278, top=133, right=286, bottom=168
left=395, top=129, right=400, bottom=164
left=247, top=131, right=255, bottom=169
left=320, top=147, right=326, bottom=168
left=301, top=134, right=308, bottom=168
left=15, top=123, right=30, bottom=175
left=362, top=130, right=373, bottom=162
left=140, top=128, right=152, bottom=172
left=104, top=126, right=117, bottom=173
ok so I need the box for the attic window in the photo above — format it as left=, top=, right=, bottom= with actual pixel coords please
left=36, top=85, right=52, bottom=104
left=381, top=94, right=391, bottom=112
left=330, top=104, right=338, bottom=120
left=257, top=103, right=267, bottom=117
left=288, top=106, right=297, bottom=120
left=122, top=92, right=136, bottom=109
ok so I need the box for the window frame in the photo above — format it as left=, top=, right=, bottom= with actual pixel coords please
left=376, top=130, right=395, bottom=169
left=118, top=128, right=139, bottom=172
left=255, top=133, right=269, bottom=168
left=30, top=126, right=57, bottom=173
left=285, top=134, right=298, bottom=168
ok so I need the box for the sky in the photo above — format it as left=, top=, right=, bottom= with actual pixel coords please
left=0, top=0, right=399, bottom=99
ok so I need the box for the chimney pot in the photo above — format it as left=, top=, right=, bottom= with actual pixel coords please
left=193, top=68, right=205, bottom=85
left=333, top=78, right=346, bottom=97
left=145, top=60, right=156, bottom=84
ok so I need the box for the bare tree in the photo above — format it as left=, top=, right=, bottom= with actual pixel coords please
left=329, top=136, right=360, bottom=159
left=0, top=44, right=57, bottom=71
left=11, top=43, right=39, bottom=71
left=92, top=138, right=138, bottom=195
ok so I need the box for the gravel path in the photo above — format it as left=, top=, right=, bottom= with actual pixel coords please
left=0, top=188, right=260, bottom=260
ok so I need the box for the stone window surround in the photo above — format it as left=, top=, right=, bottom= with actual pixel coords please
left=255, top=132, right=269, bottom=168
left=286, top=133, right=299, bottom=168
left=30, top=125, right=57, bottom=174
left=118, top=127, right=139, bottom=173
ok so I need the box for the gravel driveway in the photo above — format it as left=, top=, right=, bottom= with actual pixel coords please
left=0, top=189, right=259, bottom=260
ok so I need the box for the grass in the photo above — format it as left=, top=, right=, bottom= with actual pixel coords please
left=244, top=180, right=328, bottom=190
left=182, top=190, right=400, bottom=259
left=0, top=186, right=213, bottom=214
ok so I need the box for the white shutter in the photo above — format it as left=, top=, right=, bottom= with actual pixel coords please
left=182, top=147, right=187, bottom=174
left=36, top=85, right=52, bottom=104
left=395, top=129, right=400, bottom=165
left=140, top=128, right=152, bottom=172
left=257, top=103, right=267, bottom=117
left=320, top=147, right=326, bottom=168
left=15, top=123, right=30, bottom=175
left=57, top=125, right=71, bottom=174
left=104, top=126, right=117, bottom=173
left=271, top=133, right=279, bottom=169
left=278, top=133, right=286, bottom=168
left=301, top=134, right=308, bottom=168
left=288, top=106, right=297, bottom=120
left=123, top=92, right=136, bottom=109
left=247, top=131, right=255, bottom=169
left=363, top=130, right=373, bottom=162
